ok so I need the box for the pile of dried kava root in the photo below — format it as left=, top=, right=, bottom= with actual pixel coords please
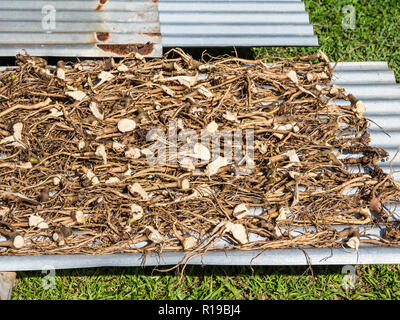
left=0, top=48, right=399, bottom=262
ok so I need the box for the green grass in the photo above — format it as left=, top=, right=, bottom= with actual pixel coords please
left=10, top=0, right=400, bottom=300
left=253, top=0, right=400, bottom=81
left=11, top=265, right=400, bottom=300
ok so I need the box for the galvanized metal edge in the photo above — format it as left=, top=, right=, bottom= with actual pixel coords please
left=2, top=246, right=400, bottom=271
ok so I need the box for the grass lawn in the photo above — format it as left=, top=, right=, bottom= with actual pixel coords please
left=10, top=0, right=400, bottom=300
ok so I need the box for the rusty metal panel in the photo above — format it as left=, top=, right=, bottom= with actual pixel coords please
left=158, top=0, right=319, bottom=47
left=0, top=0, right=162, bottom=57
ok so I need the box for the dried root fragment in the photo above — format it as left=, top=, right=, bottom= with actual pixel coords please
left=129, top=204, right=144, bottom=223
left=28, top=215, right=48, bottom=229
left=117, top=119, right=136, bottom=133
left=225, top=222, right=248, bottom=245
left=95, top=144, right=107, bottom=164
left=89, top=101, right=104, bottom=121
left=52, top=225, right=72, bottom=246
left=66, top=90, right=87, bottom=101
left=346, top=236, right=360, bottom=251
left=71, top=210, right=86, bottom=224
left=182, top=236, right=197, bottom=250
left=233, top=203, right=250, bottom=219
left=129, top=183, right=149, bottom=200
left=0, top=207, right=10, bottom=217
left=205, top=156, right=229, bottom=177
left=0, top=232, right=24, bottom=249
left=146, top=226, right=164, bottom=243
left=105, top=177, right=121, bottom=184
left=206, top=121, right=218, bottom=134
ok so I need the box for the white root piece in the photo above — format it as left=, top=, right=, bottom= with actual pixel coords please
left=17, top=162, right=32, bottom=169
left=360, top=207, right=372, bottom=223
left=37, top=222, right=49, bottom=229
left=276, top=207, right=287, bottom=221
left=78, top=139, right=85, bottom=150
left=285, top=149, right=301, bottom=164
left=233, top=203, right=250, bottom=219
left=205, top=156, right=228, bottom=177
left=95, top=144, right=107, bottom=164
left=12, top=235, right=25, bottom=249
left=85, top=169, right=100, bottom=185
left=273, top=123, right=298, bottom=139
left=179, top=184, right=214, bottom=202
left=95, top=71, right=114, bottom=88
left=117, top=118, right=136, bottom=133
left=355, top=101, right=366, bottom=118
left=287, top=70, right=299, bottom=84
left=179, top=157, right=195, bottom=172
left=112, top=141, right=125, bottom=153
left=125, top=147, right=141, bottom=159
left=129, top=183, right=149, bottom=200
left=52, top=226, right=72, bottom=246
left=129, top=204, right=144, bottom=222
left=206, top=121, right=218, bottom=134
left=89, top=101, right=104, bottom=121
left=13, top=122, right=23, bottom=141
left=66, top=90, right=87, bottom=101
left=0, top=233, right=25, bottom=249
left=198, top=86, right=213, bottom=98
left=29, top=215, right=48, bottom=229
left=274, top=226, right=283, bottom=237
left=195, top=184, right=214, bottom=197
left=0, top=122, right=26, bottom=148
left=48, top=107, right=64, bottom=118
left=124, top=164, right=132, bottom=176
left=161, top=85, right=175, bottom=97
left=225, top=221, right=248, bottom=244
left=56, top=68, right=65, bottom=80
left=105, top=177, right=121, bottom=184
left=162, top=75, right=198, bottom=88
left=0, top=207, right=10, bottom=217
left=289, top=171, right=300, bottom=180
left=182, top=236, right=197, bottom=250
left=53, top=176, right=61, bottom=186
left=223, top=111, right=239, bottom=123
left=199, top=64, right=215, bottom=72
left=117, top=64, right=129, bottom=72
left=72, top=210, right=86, bottom=224
left=346, top=236, right=360, bottom=251
left=189, top=143, right=211, bottom=161
left=146, top=226, right=164, bottom=243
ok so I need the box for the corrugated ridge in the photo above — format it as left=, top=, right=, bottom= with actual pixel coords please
left=0, top=0, right=162, bottom=57
left=329, top=62, right=400, bottom=180
left=159, top=0, right=319, bottom=47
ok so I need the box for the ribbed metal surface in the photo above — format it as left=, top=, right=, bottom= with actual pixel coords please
left=158, top=0, right=319, bottom=47
left=330, top=62, right=400, bottom=182
left=0, top=0, right=162, bottom=57
left=0, top=62, right=399, bottom=270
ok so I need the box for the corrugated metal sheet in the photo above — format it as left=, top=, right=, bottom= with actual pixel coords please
left=0, top=0, right=162, bottom=57
left=330, top=62, right=400, bottom=182
left=0, top=0, right=318, bottom=55
left=159, top=0, right=319, bottom=47
left=0, top=61, right=399, bottom=270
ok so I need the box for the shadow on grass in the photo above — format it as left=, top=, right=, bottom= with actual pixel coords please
left=15, top=264, right=344, bottom=280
